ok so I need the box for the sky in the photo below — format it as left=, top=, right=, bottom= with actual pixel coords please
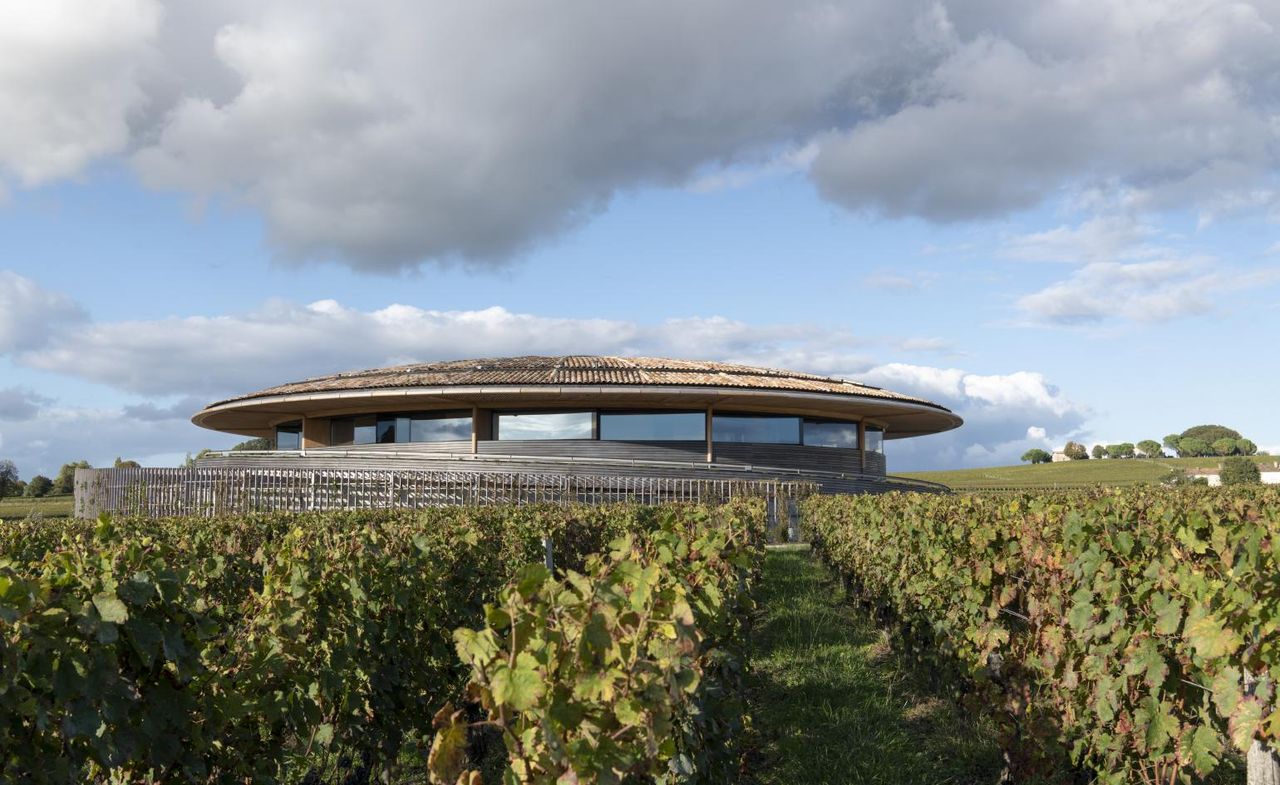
left=1, top=0, right=1278, bottom=477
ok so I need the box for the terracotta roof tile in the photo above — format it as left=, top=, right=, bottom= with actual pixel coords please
left=205, top=355, right=950, bottom=413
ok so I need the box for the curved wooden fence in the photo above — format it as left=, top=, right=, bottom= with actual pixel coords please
left=73, top=466, right=816, bottom=519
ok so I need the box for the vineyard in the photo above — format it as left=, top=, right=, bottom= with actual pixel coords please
left=806, top=486, right=1280, bottom=784
left=2, top=487, right=1278, bottom=783
left=0, top=503, right=763, bottom=784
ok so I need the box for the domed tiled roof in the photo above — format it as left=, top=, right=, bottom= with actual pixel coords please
left=209, top=355, right=950, bottom=412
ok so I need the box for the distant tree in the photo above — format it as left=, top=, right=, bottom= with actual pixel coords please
left=1210, top=438, right=1238, bottom=457
left=53, top=460, right=92, bottom=495
left=1063, top=441, right=1089, bottom=460
left=113, top=457, right=142, bottom=469
left=11, top=479, right=26, bottom=497
left=1221, top=456, right=1261, bottom=486
left=0, top=460, right=18, bottom=499
left=1163, top=434, right=1183, bottom=452
left=1136, top=440, right=1163, bottom=458
left=1161, top=470, right=1208, bottom=487
left=1235, top=438, right=1258, bottom=456
left=1178, top=437, right=1210, bottom=458
left=1181, top=425, right=1242, bottom=445
left=1021, top=448, right=1053, bottom=465
left=232, top=437, right=273, bottom=451
left=182, top=449, right=214, bottom=468
left=1107, top=443, right=1136, bottom=459
left=25, top=475, right=53, bottom=497
left=1091, top=444, right=1106, bottom=460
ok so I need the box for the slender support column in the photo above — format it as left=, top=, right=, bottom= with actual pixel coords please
left=705, top=405, right=715, bottom=464
left=858, top=420, right=866, bottom=474
left=471, top=406, right=480, bottom=454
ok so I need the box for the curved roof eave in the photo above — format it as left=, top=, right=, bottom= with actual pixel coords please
left=192, top=383, right=963, bottom=439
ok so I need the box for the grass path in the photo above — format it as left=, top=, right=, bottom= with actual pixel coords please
left=745, top=546, right=1004, bottom=785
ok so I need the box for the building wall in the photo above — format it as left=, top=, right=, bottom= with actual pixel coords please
left=198, top=438, right=889, bottom=493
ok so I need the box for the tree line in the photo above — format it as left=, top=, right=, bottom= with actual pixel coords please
left=1021, top=424, right=1261, bottom=465
left=0, top=458, right=141, bottom=500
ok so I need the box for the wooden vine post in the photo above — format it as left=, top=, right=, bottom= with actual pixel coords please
left=1248, top=665, right=1280, bottom=785
left=1249, top=740, right=1280, bottom=785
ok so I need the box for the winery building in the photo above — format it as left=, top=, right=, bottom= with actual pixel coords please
left=190, top=355, right=961, bottom=494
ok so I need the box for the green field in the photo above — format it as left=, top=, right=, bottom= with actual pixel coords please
left=898, top=454, right=1277, bottom=490
left=0, top=494, right=74, bottom=519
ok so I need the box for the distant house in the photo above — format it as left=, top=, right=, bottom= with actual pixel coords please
left=1051, top=450, right=1070, bottom=462
left=1188, top=463, right=1280, bottom=487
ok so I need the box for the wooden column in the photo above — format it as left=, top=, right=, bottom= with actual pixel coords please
left=471, top=406, right=480, bottom=454
left=302, top=418, right=327, bottom=450
left=705, top=405, right=715, bottom=463
left=858, top=420, right=867, bottom=474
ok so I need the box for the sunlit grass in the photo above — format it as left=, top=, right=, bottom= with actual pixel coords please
left=0, top=494, right=73, bottom=519
left=745, top=547, right=1005, bottom=785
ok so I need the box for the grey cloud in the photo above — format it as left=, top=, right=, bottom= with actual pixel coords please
left=0, top=271, right=87, bottom=352
left=0, top=387, right=50, bottom=421
left=9, top=2, right=1277, bottom=270
left=122, top=396, right=208, bottom=421
left=812, top=3, right=1280, bottom=221
left=129, top=1, right=934, bottom=271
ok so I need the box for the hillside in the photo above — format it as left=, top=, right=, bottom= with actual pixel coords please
left=897, top=455, right=1277, bottom=490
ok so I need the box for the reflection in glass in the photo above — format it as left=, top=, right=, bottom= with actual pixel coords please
left=599, top=412, right=704, bottom=441
left=331, top=412, right=472, bottom=444
left=712, top=415, right=801, bottom=444
left=329, top=418, right=355, bottom=446
left=802, top=420, right=860, bottom=449
left=497, top=412, right=594, bottom=440
left=411, top=416, right=472, bottom=442
left=275, top=421, right=302, bottom=450
left=865, top=426, right=885, bottom=454
left=353, top=415, right=377, bottom=445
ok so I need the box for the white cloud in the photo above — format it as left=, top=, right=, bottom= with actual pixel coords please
left=0, top=276, right=1086, bottom=471
left=1, top=2, right=1278, bottom=270
left=894, top=337, right=954, bottom=353
left=857, top=362, right=1089, bottom=468
left=0, top=0, right=159, bottom=185
left=1001, top=215, right=1161, bottom=264
left=1013, top=258, right=1273, bottom=325
left=0, top=403, right=238, bottom=478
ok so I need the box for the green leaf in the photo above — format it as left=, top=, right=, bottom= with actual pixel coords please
left=92, top=592, right=129, bottom=624
left=1211, top=667, right=1242, bottom=717
left=1228, top=697, right=1263, bottom=752
left=313, top=723, right=334, bottom=747
left=1151, top=592, right=1182, bottom=636
left=1188, top=725, right=1222, bottom=774
left=491, top=652, right=544, bottom=711
left=1067, top=589, right=1094, bottom=631
left=1183, top=607, right=1241, bottom=660
left=1138, top=695, right=1176, bottom=752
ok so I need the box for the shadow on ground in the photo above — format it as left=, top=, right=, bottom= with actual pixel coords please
left=745, top=547, right=1005, bottom=785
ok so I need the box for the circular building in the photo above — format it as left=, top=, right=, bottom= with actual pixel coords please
left=192, top=355, right=961, bottom=493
